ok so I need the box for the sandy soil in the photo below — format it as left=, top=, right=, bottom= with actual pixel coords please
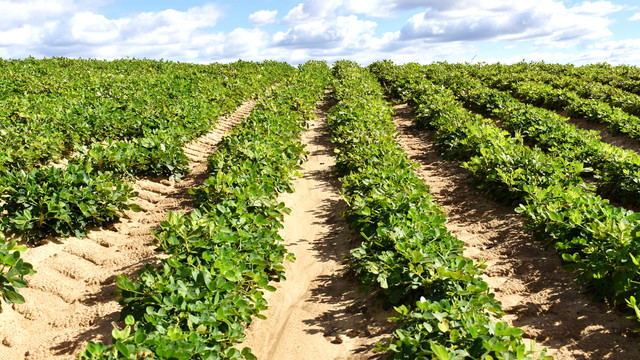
left=567, top=117, right=640, bottom=154
left=548, top=109, right=640, bottom=154
left=392, top=103, right=640, bottom=360
left=0, top=101, right=255, bottom=360
left=243, top=95, right=394, bottom=360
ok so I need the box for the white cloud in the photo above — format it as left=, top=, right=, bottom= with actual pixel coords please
left=282, top=0, right=437, bottom=22
left=473, top=38, right=640, bottom=66
left=207, top=28, right=271, bottom=59
left=398, top=0, right=618, bottom=47
left=1, top=4, right=227, bottom=60
left=273, top=15, right=376, bottom=49
left=0, top=0, right=74, bottom=30
left=571, top=1, right=622, bottom=15
left=270, top=13, right=477, bottom=65
left=587, top=38, right=640, bottom=64
left=282, top=0, right=343, bottom=24
left=69, top=12, right=119, bottom=44
left=0, top=0, right=111, bottom=30
left=249, top=10, right=278, bottom=26
left=339, top=0, right=433, bottom=18
left=0, top=0, right=636, bottom=66
left=0, top=25, right=41, bottom=46
left=278, top=0, right=623, bottom=55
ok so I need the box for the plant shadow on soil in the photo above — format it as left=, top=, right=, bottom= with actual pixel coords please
left=393, top=103, right=640, bottom=360
left=296, top=96, right=394, bottom=358
left=303, top=191, right=393, bottom=359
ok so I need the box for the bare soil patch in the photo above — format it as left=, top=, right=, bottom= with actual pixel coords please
left=392, top=103, right=640, bottom=360
left=0, top=101, right=255, bottom=359
left=243, top=94, right=393, bottom=360
left=568, top=117, right=640, bottom=154
left=551, top=109, right=640, bottom=154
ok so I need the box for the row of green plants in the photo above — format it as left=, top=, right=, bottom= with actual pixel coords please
left=531, top=62, right=640, bottom=115
left=329, top=60, right=545, bottom=359
left=0, top=60, right=291, bottom=242
left=418, top=63, right=640, bottom=207
left=77, top=61, right=331, bottom=359
left=370, top=61, right=640, bottom=325
left=371, top=62, right=587, bottom=205
left=466, top=63, right=640, bottom=142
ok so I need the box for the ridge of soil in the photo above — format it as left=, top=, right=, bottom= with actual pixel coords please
left=243, top=94, right=394, bottom=360
left=392, top=103, right=640, bottom=360
left=0, top=101, right=255, bottom=360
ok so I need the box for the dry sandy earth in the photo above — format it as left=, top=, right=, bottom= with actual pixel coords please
left=392, top=103, right=640, bottom=360
left=243, top=95, right=394, bottom=360
left=0, top=101, right=255, bottom=360
left=567, top=117, right=640, bottom=154
left=547, top=109, right=640, bottom=154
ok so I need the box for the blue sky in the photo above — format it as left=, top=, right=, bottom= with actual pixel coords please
left=1, top=0, right=640, bottom=65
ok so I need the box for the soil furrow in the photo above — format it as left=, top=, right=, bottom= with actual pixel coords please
left=543, top=108, right=640, bottom=154
left=243, top=94, right=393, bottom=360
left=0, top=100, right=256, bottom=359
left=566, top=117, right=640, bottom=154
left=392, top=103, right=640, bottom=360
left=135, top=180, right=174, bottom=194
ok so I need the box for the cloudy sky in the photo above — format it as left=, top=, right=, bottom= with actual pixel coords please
left=1, top=0, right=640, bottom=65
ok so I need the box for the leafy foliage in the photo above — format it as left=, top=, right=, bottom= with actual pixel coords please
left=421, top=63, right=640, bottom=207
left=0, top=232, right=35, bottom=311
left=78, top=61, right=331, bottom=359
left=469, top=62, right=640, bottom=144
left=371, top=60, right=640, bottom=326
left=330, top=61, right=544, bottom=360
left=0, top=59, right=294, bottom=242
left=0, top=58, right=294, bottom=174
left=0, top=164, right=139, bottom=242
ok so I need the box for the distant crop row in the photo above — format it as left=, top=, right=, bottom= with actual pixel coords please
left=505, top=62, right=640, bottom=117
left=565, top=62, right=640, bottom=95
left=467, top=63, right=640, bottom=143
left=420, top=63, right=640, bottom=207
left=0, top=58, right=290, bottom=173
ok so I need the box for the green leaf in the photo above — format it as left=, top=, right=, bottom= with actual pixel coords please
left=430, top=343, right=450, bottom=360
left=115, top=341, right=130, bottom=357
left=3, top=288, right=25, bottom=304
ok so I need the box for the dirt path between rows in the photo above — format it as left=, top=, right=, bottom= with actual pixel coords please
left=508, top=95, right=640, bottom=154
left=567, top=117, right=640, bottom=154
left=547, top=108, right=640, bottom=154
left=392, top=103, right=640, bottom=360
left=243, top=94, right=393, bottom=360
left=0, top=101, right=255, bottom=360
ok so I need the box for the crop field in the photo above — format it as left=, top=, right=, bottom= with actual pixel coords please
left=1, top=58, right=640, bottom=359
